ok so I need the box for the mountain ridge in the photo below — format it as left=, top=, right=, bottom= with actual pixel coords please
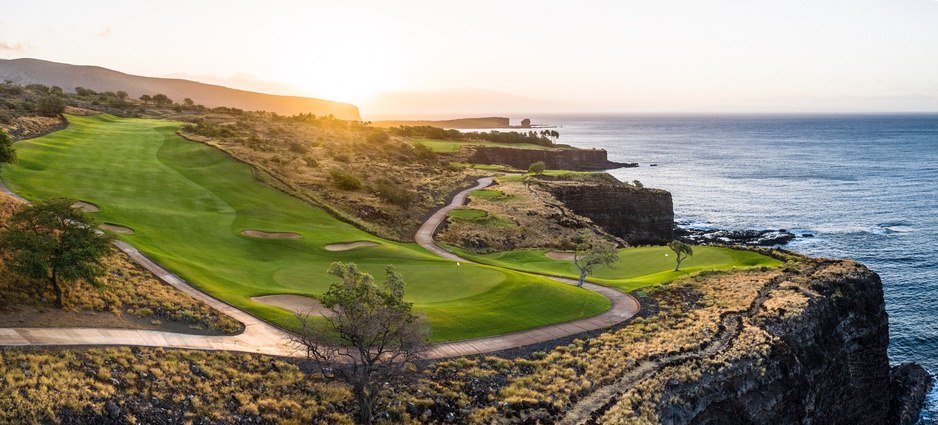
left=0, top=58, right=360, bottom=120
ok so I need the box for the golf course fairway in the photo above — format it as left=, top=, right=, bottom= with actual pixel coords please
left=449, top=245, right=782, bottom=292
left=1, top=115, right=610, bottom=341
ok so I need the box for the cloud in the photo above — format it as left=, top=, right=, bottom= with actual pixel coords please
left=96, top=27, right=112, bottom=38
left=0, top=40, right=32, bottom=53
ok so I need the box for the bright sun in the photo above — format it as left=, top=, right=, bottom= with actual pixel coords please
left=268, top=32, right=407, bottom=104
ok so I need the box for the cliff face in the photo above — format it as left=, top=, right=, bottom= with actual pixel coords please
left=654, top=262, right=932, bottom=425
left=466, top=146, right=631, bottom=171
left=543, top=181, right=674, bottom=245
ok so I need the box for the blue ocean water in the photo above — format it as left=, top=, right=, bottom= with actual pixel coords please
left=533, top=114, right=938, bottom=422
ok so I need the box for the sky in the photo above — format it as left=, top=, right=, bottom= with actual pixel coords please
left=2, top=0, right=938, bottom=117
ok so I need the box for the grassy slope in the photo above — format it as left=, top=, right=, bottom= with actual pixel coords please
left=2, top=115, right=609, bottom=341
left=448, top=245, right=782, bottom=292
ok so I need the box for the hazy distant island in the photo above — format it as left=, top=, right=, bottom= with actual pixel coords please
left=0, top=59, right=931, bottom=424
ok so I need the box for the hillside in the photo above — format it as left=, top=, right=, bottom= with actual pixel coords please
left=0, top=58, right=360, bottom=120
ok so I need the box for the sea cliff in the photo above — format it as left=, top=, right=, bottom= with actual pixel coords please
left=466, top=146, right=631, bottom=171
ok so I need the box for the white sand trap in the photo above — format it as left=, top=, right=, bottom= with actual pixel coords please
left=545, top=251, right=576, bottom=261
left=100, top=224, right=134, bottom=234
left=74, top=201, right=100, bottom=213
left=241, top=230, right=301, bottom=239
left=324, top=241, right=379, bottom=251
left=251, top=294, right=333, bottom=317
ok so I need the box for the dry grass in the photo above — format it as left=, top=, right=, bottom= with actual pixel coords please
left=0, top=347, right=353, bottom=424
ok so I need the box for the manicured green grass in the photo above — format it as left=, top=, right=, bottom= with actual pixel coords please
left=469, top=189, right=507, bottom=200
left=412, top=138, right=554, bottom=153
left=2, top=115, right=610, bottom=341
left=447, top=245, right=782, bottom=292
left=448, top=208, right=487, bottom=220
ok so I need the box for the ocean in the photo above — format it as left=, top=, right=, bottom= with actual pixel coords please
left=530, top=114, right=938, bottom=422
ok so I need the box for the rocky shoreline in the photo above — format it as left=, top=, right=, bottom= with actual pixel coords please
left=675, top=225, right=803, bottom=246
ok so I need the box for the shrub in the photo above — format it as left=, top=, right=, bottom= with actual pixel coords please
left=376, top=181, right=416, bottom=208
left=330, top=169, right=362, bottom=191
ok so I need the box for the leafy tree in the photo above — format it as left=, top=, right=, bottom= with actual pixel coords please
left=0, top=199, right=113, bottom=308
left=573, top=236, right=620, bottom=287
left=293, top=262, right=429, bottom=425
left=116, top=90, right=129, bottom=100
left=151, top=93, right=173, bottom=106
left=0, top=129, right=15, bottom=170
left=139, top=94, right=152, bottom=104
left=528, top=160, right=546, bottom=175
left=668, top=240, right=694, bottom=271
left=36, top=96, right=66, bottom=117
left=183, top=97, right=194, bottom=106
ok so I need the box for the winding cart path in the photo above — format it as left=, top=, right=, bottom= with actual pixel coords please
left=0, top=176, right=639, bottom=358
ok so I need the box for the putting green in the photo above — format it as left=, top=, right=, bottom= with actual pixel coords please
left=448, top=245, right=782, bottom=292
left=1, top=115, right=609, bottom=341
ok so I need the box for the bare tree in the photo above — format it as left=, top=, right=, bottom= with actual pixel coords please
left=573, top=236, right=620, bottom=287
left=293, top=262, right=430, bottom=424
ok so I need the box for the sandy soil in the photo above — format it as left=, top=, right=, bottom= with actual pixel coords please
left=74, top=201, right=100, bottom=212
left=241, top=230, right=301, bottom=239
left=545, top=251, right=576, bottom=261
left=100, top=223, right=134, bottom=234
left=251, top=294, right=333, bottom=317
left=324, top=241, right=379, bottom=251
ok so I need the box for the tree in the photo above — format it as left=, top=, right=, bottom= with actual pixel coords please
left=528, top=160, right=546, bottom=175
left=573, top=236, right=620, bottom=287
left=0, top=129, right=15, bottom=170
left=293, top=262, right=429, bottom=425
left=183, top=97, right=194, bottom=106
left=36, top=96, right=66, bottom=117
left=0, top=199, right=113, bottom=308
left=116, top=90, right=129, bottom=100
left=151, top=93, right=173, bottom=106
left=668, top=240, right=694, bottom=271
left=139, top=94, right=152, bottom=104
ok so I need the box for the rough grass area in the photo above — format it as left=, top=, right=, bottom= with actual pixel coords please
left=0, top=347, right=355, bottom=424
left=2, top=115, right=609, bottom=341
left=449, top=245, right=782, bottom=292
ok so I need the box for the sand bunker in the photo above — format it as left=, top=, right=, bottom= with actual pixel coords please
left=100, top=224, right=134, bottom=234
left=241, top=230, right=301, bottom=239
left=251, top=294, right=333, bottom=317
left=74, top=201, right=100, bottom=213
left=324, top=241, right=379, bottom=251
left=545, top=251, right=576, bottom=261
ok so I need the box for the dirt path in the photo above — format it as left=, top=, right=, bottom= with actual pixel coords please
left=0, top=175, right=640, bottom=360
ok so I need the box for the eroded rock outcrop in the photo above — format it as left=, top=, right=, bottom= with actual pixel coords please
left=542, top=180, right=674, bottom=245
left=573, top=260, right=933, bottom=425
left=465, top=146, right=632, bottom=171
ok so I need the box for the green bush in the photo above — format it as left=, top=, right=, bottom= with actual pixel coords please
left=330, top=169, right=362, bottom=191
